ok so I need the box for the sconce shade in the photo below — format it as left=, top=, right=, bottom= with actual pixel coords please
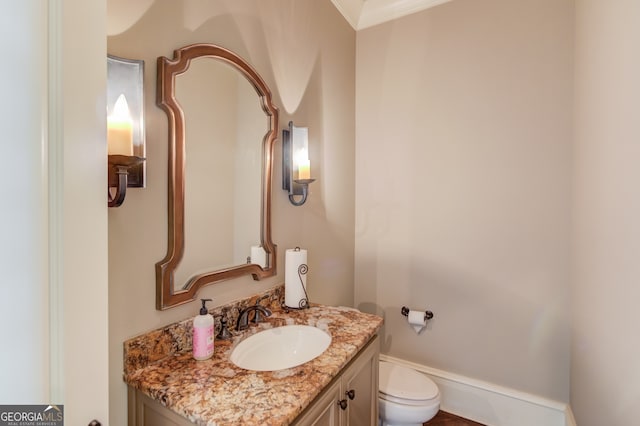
left=107, top=54, right=145, bottom=188
left=107, top=54, right=146, bottom=207
left=282, top=121, right=315, bottom=206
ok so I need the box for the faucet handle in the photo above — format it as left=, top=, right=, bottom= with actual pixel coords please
left=216, top=311, right=233, bottom=340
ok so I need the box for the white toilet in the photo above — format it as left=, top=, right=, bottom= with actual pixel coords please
left=378, top=361, right=440, bottom=426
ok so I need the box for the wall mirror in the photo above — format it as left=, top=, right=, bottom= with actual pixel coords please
left=156, top=43, right=278, bottom=310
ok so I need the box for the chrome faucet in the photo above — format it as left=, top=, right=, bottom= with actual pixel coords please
left=236, top=295, right=272, bottom=331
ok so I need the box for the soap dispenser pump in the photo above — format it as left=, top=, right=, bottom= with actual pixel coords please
left=193, top=298, right=214, bottom=361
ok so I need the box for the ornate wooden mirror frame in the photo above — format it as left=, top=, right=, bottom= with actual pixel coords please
left=156, top=43, right=278, bottom=310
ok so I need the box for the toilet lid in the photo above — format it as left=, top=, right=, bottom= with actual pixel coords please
left=379, top=361, right=439, bottom=402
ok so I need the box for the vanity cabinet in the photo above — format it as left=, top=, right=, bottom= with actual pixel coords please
left=128, top=389, right=191, bottom=426
left=292, top=335, right=379, bottom=426
left=128, top=334, right=379, bottom=426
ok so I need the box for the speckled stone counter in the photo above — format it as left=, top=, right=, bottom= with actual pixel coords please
left=123, top=289, right=383, bottom=426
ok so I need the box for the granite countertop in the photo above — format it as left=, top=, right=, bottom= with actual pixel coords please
left=124, top=301, right=383, bottom=426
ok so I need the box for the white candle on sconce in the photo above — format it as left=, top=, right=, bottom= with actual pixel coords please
left=298, top=158, right=311, bottom=180
left=107, top=94, right=134, bottom=156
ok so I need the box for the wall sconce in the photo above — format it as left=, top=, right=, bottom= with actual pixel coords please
left=107, top=55, right=146, bottom=208
left=282, top=121, right=315, bottom=206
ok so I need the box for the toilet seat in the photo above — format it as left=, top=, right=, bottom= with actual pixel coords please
left=379, top=361, right=439, bottom=406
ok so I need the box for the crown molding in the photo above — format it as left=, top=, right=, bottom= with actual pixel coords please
left=331, top=0, right=454, bottom=30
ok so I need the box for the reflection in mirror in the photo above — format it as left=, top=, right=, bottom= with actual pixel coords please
left=174, top=58, right=264, bottom=289
left=156, top=44, right=278, bottom=310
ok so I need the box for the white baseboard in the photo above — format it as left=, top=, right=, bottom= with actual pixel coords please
left=380, top=354, right=572, bottom=426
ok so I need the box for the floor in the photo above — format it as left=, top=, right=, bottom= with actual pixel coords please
left=424, top=410, right=486, bottom=425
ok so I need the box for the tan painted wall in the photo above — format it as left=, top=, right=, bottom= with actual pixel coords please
left=355, top=0, right=573, bottom=401
left=572, top=0, right=640, bottom=424
left=107, top=1, right=355, bottom=423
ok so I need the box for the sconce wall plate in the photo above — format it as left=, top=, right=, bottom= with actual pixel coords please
left=108, top=155, right=146, bottom=207
left=282, top=121, right=315, bottom=206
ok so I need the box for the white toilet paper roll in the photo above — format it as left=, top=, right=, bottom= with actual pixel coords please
left=250, top=245, right=266, bottom=268
left=285, top=248, right=308, bottom=308
left=407, top=310, right=427, bottom=334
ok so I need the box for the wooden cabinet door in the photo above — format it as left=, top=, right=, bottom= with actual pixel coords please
left=293, top=379, right=342, bottom=426
left=294, top=335, right=379, bottom=426
left=129, top=388, right=192, bottom=426
left=341, top=335, right=379, bottom=426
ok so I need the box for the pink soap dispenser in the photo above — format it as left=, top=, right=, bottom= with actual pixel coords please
left=193, top=298, right=214, bottom=360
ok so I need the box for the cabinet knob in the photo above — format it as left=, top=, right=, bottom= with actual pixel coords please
left=88, top=421, right=102, bottom=426
left=338, top=399, right=348, bottom=410
left=346, top=389, right=355, bottom=400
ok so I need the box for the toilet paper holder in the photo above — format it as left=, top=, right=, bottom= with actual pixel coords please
left=401, top=306, right=434, bottom=321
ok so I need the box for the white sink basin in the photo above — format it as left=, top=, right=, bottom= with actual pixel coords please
left=230, top=325, right=331, bottom=371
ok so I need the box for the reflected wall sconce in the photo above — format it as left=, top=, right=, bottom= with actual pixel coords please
left=282, top=121, right=315, bottom=206
left=107, top=55, right=146, bottom=208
